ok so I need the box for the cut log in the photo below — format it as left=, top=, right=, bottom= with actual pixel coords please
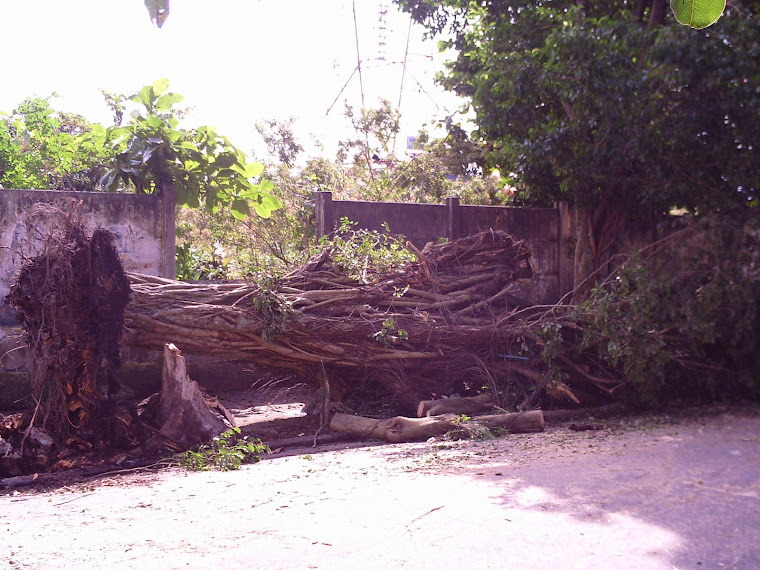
left=329, top=410, right=544, bottom=443
left=156, top=343, right=230, bottom=448
left=417, top=393, right=495, bottom=417
left=469, top=411, right=545, bottom=432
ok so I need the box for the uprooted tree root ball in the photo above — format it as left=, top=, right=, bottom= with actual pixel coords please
left=6, top=205, right=136, bottom=462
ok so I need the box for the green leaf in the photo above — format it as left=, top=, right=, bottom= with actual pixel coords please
left=213, top=152, right=238, bottom=169
left=152, top=78, right=170, bottom=97
left=230, top=199, right=251, bottom=220
left=146, top=115, right=164, bottom=129
left=90, top=124, right=107, bottom=146
left=261, top=194, right=283, bottom=210
left=239, top=187, right=260, bottom=200
left=185, top=188, right=200, bottom=209
left=254, top=202, right=273, bottom=218
left=108, top=126, right=131, bottom=140
left=155, top=92, right=184, bottom=111
left=244, top=162, right=265, bottom=179
left=259, top=179, right=275, bottom=194
left=670, top=0, right=725, bottom=29
left=133, top=86, right=154, bottom=108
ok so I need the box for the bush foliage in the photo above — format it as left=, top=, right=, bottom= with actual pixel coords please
left=541, top=216, right=760, bottom=405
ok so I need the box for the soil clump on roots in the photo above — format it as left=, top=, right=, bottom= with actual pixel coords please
left=4, top=205, right=137, bottom=476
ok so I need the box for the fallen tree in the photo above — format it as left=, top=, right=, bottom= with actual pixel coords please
left=12, top=203, right=756, bottom=444
left=125, top=215, right=760, bottom=409
left=124, top=230, right=555, bottom=407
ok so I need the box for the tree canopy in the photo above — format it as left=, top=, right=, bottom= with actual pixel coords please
left=144, top=0, right=730, bottom=30
left=395, top=0, right=759, bottom=221
left=0, top=80, right=281, bottom=220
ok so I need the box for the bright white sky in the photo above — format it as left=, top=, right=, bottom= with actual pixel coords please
left=1, top=0, right=463, bottom=160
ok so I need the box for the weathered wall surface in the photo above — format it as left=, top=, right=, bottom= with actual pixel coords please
left=315, top=192, right=573, bottom=304
left=0, top=188, right=175, bottom=407
left=0, top=189, right=174, bottom=319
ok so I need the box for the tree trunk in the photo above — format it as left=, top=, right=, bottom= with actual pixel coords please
left=648, top=0, right=667, bottom=27
left=124, top=230, right=540, bottom=406
left=573, top=207, right=596, bottom=301
left=329, top=410, right=544, bottom=443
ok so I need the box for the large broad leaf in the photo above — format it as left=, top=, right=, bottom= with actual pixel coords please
left=259, top=179, right=275, bottom=194
left=155, top=92, right=184, bottom=111
left=230, top=199, right=251, bottom=220
left=146, top=115, right=164, bottom=129
left=244, top=161, right=265, bottom=179
left=671, top=0, right=725, bottom=29
left=213, top=152, right=239, bottom=169
left=90, top=124, right=107, bottom=146
left=133, top=86, right=154, bottom=108
left=254, top=202, right=274, bottom=219
left=144, top=0, right=170, bottom=29
left=261, top=193, right=283, bottom=211
left=152, top=78, right=170, bottom=97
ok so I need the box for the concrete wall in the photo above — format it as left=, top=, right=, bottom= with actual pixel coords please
left=0, top=188, right=174, bottom=322
left=0, top=188, right=175, bottom=407
left=315, top=191, right=574, bottom=304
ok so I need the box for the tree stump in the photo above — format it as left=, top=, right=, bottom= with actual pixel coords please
left=156, top=343, right=230, bottom=448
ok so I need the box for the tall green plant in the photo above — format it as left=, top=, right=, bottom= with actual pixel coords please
left=92, top=79, right=282, bottom=219
left=0, top=97, right=105, bottom=190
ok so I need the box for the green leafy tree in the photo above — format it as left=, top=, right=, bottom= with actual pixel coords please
left=332, top=100, right=502, bottom=204
left=93, top=79, right=281, bottom=219
left=0, top=97, right=106, bottom=190
left=143, top=0, right=729, bottom=30
left=396, top=0, right=759, bottom=287
left=255, top=118, right=304, bottom=168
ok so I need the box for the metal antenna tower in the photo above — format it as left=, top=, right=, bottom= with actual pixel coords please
left=377, top=1, right=389, bottom=61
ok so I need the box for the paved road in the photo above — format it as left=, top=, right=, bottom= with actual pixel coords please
left=2, top=409, right=759, bottom=569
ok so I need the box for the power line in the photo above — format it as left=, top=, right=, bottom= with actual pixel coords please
left=325, top=65, right=359, bottom=116
left=352, top=0, right=366, bottom=109
left=394, top=18, right=413, bottom=153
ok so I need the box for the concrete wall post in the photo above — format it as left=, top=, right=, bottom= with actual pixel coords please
left=315, top=191, right=334, bottom=240
left=160, top=183, right=176, bottom=279
left=445, top=196, right=461, bottom=241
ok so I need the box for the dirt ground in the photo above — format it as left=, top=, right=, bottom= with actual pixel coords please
left=2, top=389, right=759, bottom=569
